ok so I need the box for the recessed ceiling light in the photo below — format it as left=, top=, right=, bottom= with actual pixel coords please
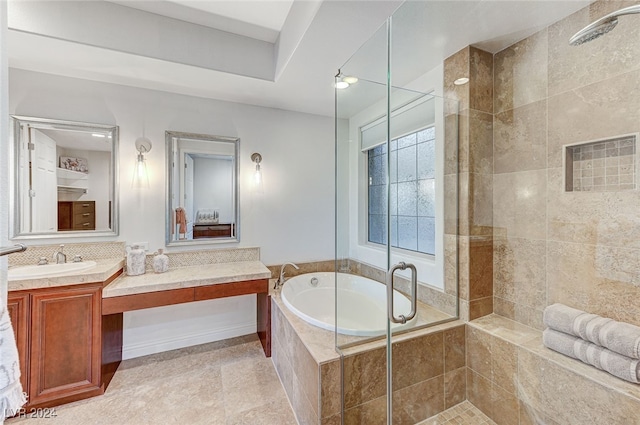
left=453, top=77, right=469, bottom=86
left=335, top=81, right=349, bottom=89
left=92, top=133, right=106, bottom=138
left=342, top=76, right=358, bottom=84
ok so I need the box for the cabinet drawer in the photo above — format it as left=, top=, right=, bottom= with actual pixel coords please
left=193, top=224, right=234, bottom=238
left=72, top=202, right=95, bottom=214
left=58, top=201, right=96, bottom=231
left=72, top=211, right=95, bottom=230
left=71, top=220, right=95, bottom=230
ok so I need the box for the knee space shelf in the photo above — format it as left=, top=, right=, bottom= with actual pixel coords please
left=102, top=261, right=273, bottom=357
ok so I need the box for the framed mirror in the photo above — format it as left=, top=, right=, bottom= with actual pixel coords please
left=166, top=131, right=239, bottom=246
left=10, top=116, right=119, bottom=239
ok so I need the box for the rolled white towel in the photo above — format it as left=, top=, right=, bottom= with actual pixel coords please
left=543, top=328, right=640, bottom=384
left=0, top=301, right=27, bottom=419
left=585, top=316, right=613, bottom=346
left=543, top=304, right=587, bottom=336
left=599, top=321, right=640, bottom=360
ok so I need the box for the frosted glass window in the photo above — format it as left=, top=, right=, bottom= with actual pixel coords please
left=367, top=126, right=436, bottom=255
left=398, top=216, right=418, bottom=251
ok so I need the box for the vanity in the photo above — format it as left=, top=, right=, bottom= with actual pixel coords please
left=8, top=259, right=124, bottom=410
left=8, top=253, right=272, bottom=410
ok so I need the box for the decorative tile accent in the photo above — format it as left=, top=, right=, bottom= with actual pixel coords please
left=8, top=241, right=125, bottom=266
left=566, top=135, right=637, bottom=192
left=143, top=247, right=260, bottom=271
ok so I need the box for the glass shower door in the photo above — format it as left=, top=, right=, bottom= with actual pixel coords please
left=335, top=2, right=459, bottom=423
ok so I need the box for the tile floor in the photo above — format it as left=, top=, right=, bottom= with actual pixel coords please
left=7, top=335, right=297, bottom=425
left=6, top=334, right=494, bottom=425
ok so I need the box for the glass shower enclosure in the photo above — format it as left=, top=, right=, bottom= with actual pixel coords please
left=335, top=2, right=459, bottom=423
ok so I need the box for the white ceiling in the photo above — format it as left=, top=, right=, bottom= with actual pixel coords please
left=7, top=0, right=593, bottom=118
left=108, top=0, right=294, bottom=43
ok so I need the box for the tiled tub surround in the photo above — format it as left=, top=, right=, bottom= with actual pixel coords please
left=271, top=287, right=466, bottom=425
left=467, top=315, right=640, bottom=425
left=268, top=258, right=458, bottom=327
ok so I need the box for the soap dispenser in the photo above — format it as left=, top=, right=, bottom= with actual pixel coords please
left=153, top=249, right=169, bottom=273
left=126, top=245, right=146, bottom=276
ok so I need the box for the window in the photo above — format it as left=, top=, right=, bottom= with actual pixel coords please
left=367, top=126, right=436, bottom=255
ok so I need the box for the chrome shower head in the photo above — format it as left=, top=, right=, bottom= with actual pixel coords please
left=569, top=4, right=640, bottom=46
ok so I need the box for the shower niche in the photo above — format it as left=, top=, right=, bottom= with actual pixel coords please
left=565, top=134, right=638, bottom=192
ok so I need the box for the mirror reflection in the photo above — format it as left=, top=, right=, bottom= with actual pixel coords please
left=11, top=116, right=119, bottom=238
left=166, top=131, right=239, bottom=245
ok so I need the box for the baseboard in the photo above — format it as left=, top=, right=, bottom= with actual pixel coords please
left=122, top=322, right=257, bottom=360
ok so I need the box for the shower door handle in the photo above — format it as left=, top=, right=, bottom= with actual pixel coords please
left=387, top=262, right=417, bottom=324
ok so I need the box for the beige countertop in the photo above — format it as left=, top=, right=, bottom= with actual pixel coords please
left=8, top=258, right=124, bottom=291
left=103, top=260, right=271, bottom=298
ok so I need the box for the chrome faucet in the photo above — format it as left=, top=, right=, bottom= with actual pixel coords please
left=53, top=244, right=66, bottom=264
left=275, top=262, right=300, bottom=289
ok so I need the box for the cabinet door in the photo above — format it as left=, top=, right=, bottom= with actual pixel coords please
left=29, top=285, right=102, bottom=407
left=7, top=292, right=29, bottom=393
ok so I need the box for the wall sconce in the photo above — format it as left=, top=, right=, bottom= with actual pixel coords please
left=251, top=152, right=263, bottom=192
left=132, top=137, right=152, bottom=188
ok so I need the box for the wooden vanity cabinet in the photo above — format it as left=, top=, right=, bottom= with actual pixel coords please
left=7, top=292, right=29, bottom=393
left=8, top=283, right=104, bottom=409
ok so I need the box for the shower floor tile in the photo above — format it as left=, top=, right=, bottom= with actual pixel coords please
left=420, top=400, right=497, bottom=425
left=6, top=334, right=297, bottom=425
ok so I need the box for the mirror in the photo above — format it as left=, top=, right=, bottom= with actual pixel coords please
left=166, top=131, right=239, bottom=245
left=10, top=116, right=119, bottom=239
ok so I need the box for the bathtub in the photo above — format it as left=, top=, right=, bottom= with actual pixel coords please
left=280, top=272, right=417, bottom=337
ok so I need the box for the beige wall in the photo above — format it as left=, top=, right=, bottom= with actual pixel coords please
left=493, top=0, right=640, bottom=330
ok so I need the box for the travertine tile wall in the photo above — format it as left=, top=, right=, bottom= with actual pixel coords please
left=492, top=0, right=640, bottom=330
left=272, top=286, right=466, bottom=425
left=341, top=325, right=466, bottom=425
left=467, top=314, right=640, bottom=425
left=444, top=47, right=495, bottom=322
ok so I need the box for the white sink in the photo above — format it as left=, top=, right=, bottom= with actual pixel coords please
left=9, top=261, right=97, bottom=280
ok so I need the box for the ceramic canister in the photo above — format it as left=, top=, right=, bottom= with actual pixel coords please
left=153, top=249, right=169, bottom=273
left=126, top=245, right=146, bottom=276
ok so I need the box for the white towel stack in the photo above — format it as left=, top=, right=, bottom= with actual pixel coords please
left=542, top=303, right=640, bottom=384
left=0, top=301, right=27, bottom=420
